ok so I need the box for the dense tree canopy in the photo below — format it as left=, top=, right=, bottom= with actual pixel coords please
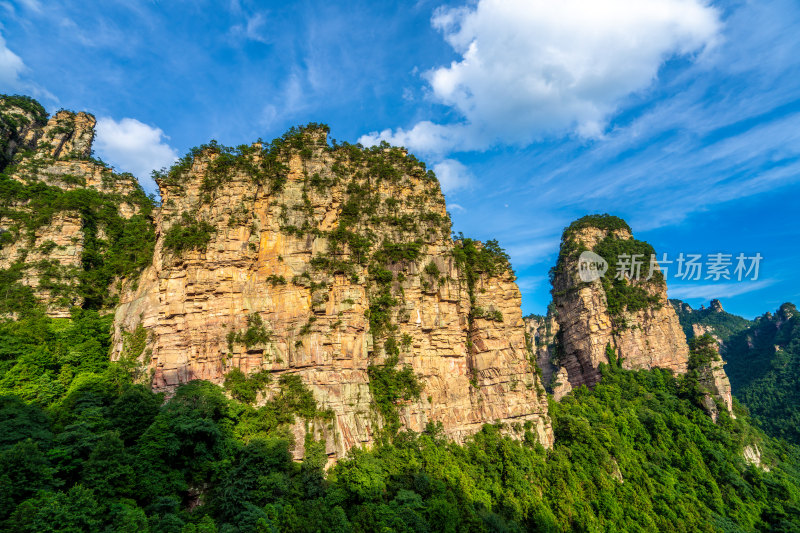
left=1, top=310, right=799, bottom=531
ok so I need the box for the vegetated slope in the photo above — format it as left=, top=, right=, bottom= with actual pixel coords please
left=673, top=299, right=800, bottom=446
left=112, top=122, right=552, bottom=458
left=0, top=94, right=155, bottom=317
left=725, top=304, right=800, bottom=445
left=1, top=312, right=798, bottom=531
left=670, top=298, right=753, bottom=344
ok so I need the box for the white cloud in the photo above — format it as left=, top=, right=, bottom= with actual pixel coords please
left=432, top=158, right=472, bottom=193
left=230, top=12, right=271, bottom=44
left=0, top=31, right=54, bottom=100
left=515, top=275, right=548, bottom=293
left=95, top=117, right=178, bottom=192
left=361, top=0, right=720, bottom=154
left=0, top=33, right=25, bottom=89
left=505, top=238, right=560, bottom=266
left=18, top=0, right=41, bottom=12
left=668, top=279, right=776, bottom=301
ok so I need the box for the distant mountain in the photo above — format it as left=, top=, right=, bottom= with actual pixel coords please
left=673, top=299, right=800, bottom=445
left=670, top=298, right=752, bottom=344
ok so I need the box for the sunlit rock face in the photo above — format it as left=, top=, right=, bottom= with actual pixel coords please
left=549, top=216, right=689, bottom=390
left=0, top=98, right=145, bottom=317
left=112, top=127, right=552, bottom=460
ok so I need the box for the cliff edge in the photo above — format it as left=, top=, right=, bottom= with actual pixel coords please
left=112, top=126, right=553, bottom=460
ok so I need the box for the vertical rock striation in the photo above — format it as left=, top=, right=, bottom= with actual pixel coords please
left=692, top=331, right=735, bottom=421
left=0, top=96, right=153, bottom=317
left=549, top=215, right=689, bottom=389
left=113, top=126, right=552, bottom=460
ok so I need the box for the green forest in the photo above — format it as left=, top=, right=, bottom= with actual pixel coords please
left=2, top=96, right=800, bottom=531
left=1, top=309, right=799, bottom=532
left=673, top=300, right=800, bottom=447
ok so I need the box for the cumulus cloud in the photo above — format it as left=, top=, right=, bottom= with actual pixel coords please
left=0, top=33, right=25, bottom=88
left=95, top=117, right=178, bottom=192
left=0, top=31, right=55, bottom=100
left=432, top=158, right=473, bottom=193
left=360, top=0, right=720, bottom=153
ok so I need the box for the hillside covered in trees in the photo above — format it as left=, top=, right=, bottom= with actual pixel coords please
left=674, top=299, right=800, bottom=447
left=1, top=95, right=799, bottom=531
left=2, top=310, right=799, bottom=531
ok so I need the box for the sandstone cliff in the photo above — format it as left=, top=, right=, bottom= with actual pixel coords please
left=548, top=215, right=689, bottom=389
left=0, top=96, right=152, bottom=317
left=524, top=313, right=571, bottom=400
left=691, top=331, right=735, bottom=421
left=112, top=126, right=552, bottom=460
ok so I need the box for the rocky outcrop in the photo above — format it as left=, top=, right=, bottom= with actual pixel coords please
left=0, top=96, right=47, bottom=168
left=549, top=215, right=689, bottom=389
left=524, top=313, right=572, bottom=400
left=113, top=127, right=552, bottom=460
left=692, top=333, right=735, bottom=421
left=692, top=323, right=722, bottom=347
left=742, top=444, right=769, bottom=471
left=524, top=314, right=558, bottom=388
left=0, top=96, right=151, bottom=317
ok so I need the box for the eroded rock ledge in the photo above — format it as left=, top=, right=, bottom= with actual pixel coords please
left=112, top=126, right=553, bottom=460
left=547, top=215, right=689, bottom=390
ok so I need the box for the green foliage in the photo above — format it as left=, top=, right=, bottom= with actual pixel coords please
left=723, top=304, right=800, bottom=445
left=1, top=305, right=800, bottom=532
left=593, top=234, right=662, bottom=322
left=163, top=212, right=216, bottom=255
left=266, top=274, right=286, bottom=286
left=671, top=298, right=752, bottom=343
left=274, top=373, right=333, bottom=420
left=0, top=95, right=48, bottom=172
left=0, top=173, right=155, bottom=310
left=373, top=239, right=423, bottom=263
left=471, top=306, right=503, bottom=322
left=423, top=260, right=440, bottom=278
left=328, top=365, right=800, bottom=532
left=0, top=262, right=38, bottom=316
left=227, top=313, right=272, bottom=352
left=154, top=124, right=330, bottom=195
left=677, top=301, right=800, bottom=446
left=563, top=213, right=631, bottom=237
left=367, top=355, right=423, bottom=436
left=605, top=343, right=620, bottom=367
left=452, top=234, right=513, bottom=280
left=0, top=309, right=118, bottom=406
left=689, top=334, right=720, bottom=368
left=223, top=368, right=272, bottom=404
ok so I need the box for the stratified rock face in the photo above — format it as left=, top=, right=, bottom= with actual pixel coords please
left=697, top=356, right=734, bottom=422
left=524, top=314, right=559, bottom=389
left=550, top=215, right=689, bottom=389
left=0, top=96, right=151, bottom=317
left=689, top=333, right=735, bottom=422
left=113, top=128, right=552, bottom=459
left=524, top=314, right=573, bottom=401
left=1, top=96, right=46, bottom=167
left=692, top=323, right=723, bottom=348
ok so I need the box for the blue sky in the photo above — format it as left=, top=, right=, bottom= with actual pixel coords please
left=1, top=0, right=798, bottom=319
